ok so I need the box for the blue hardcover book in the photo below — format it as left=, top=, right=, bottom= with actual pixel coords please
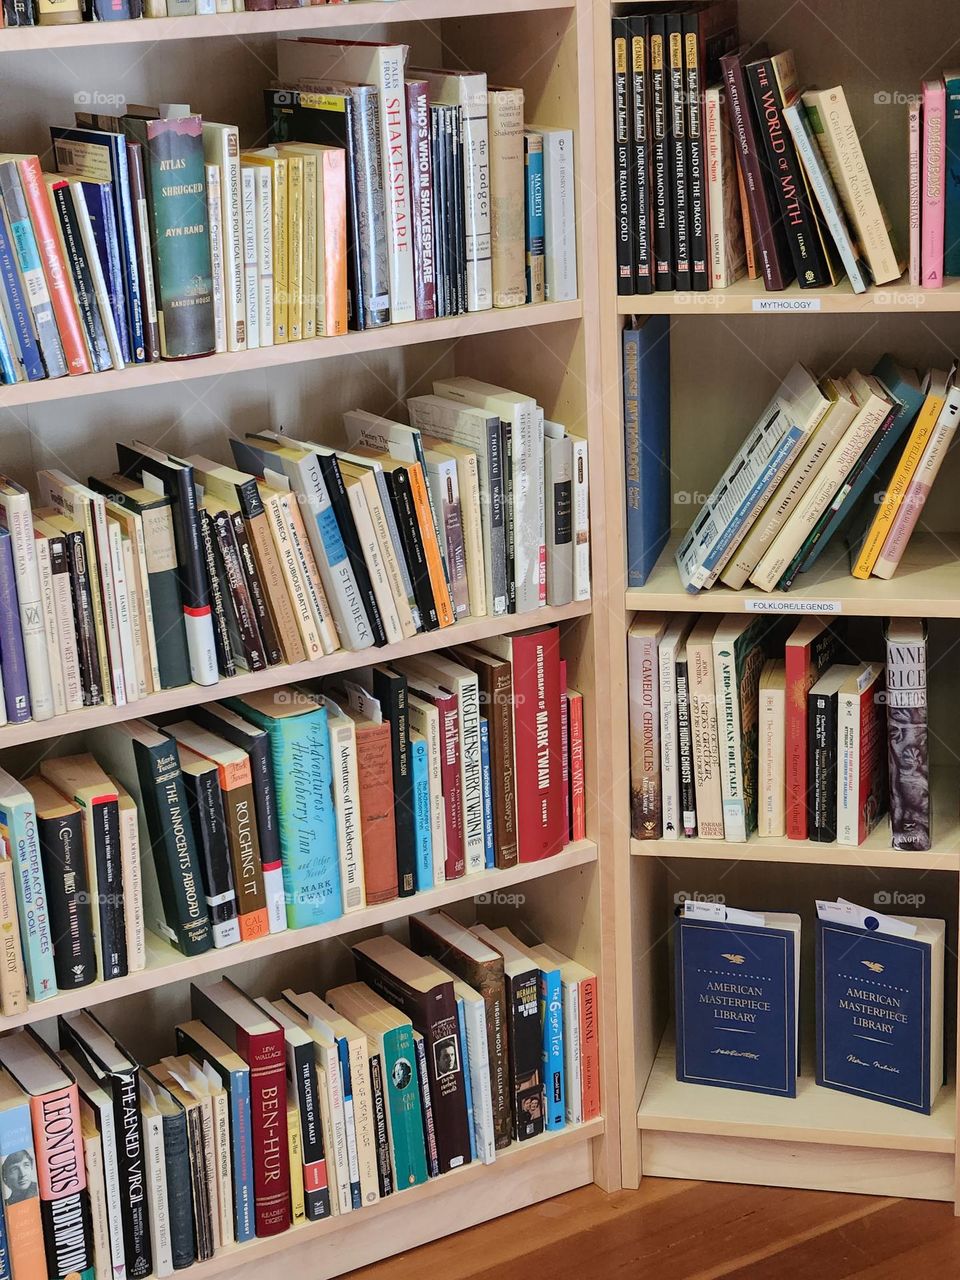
left=674, top=907, right=800, bottom=1097
left=453, top=995, right=476, bottom=1162
left=537, top=961, right=565, bottom=1130
left=227, top=689, right=343, bottom=928
left=0, top=769, right=56, bottom=1002
left=0, top=201, right=43, bottom=382
left=79, top=181, right=131, bottom=366
left=50, top=127, right=145, bottom=364
left=945, top=71, right=960, bottom=278
left=816, top=913, right=945, bottom=1114
left=410, top=732, right=433, bottom=892
left=479, top=717, right=495, bottom=871
left=623, top=317, right=671, bottom=587
left=796, top=357, right=925, bottom=577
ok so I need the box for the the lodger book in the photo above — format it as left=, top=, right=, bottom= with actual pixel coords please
left=816, top=899, right=945, bottom=1114
left=674, top=901, right=800, bottom=1097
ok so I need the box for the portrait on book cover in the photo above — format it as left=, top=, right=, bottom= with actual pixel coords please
left=434, top=1035, right=459, bottom=1080
left=1, top=1148, right=36, bottom=1204
left=391, top=1058, right=413, bottom=1092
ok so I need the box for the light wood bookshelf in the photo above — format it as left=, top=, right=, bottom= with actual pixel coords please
left=0, top=0, right=620, bottom=1271
left=595, top=0, right=960, bottom=1215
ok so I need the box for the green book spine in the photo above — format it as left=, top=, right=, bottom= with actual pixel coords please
left=383, top=1024, right=429, bottom=1189
left=144, top=116, right=215, bottom=360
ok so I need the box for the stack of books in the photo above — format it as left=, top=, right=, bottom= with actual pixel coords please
left=612, top=5, right=903, bottom=295
left=0, top=931, right=600, bottom=1274
left=0, top=41, right=578, bottom=383
left=0, top=398, right=590, bottom=727
left=628, top=614, right=930, bottom=852
left=0, top=623, right=585, bottom=1011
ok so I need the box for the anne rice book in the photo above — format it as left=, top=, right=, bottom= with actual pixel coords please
left=885, top=620, right=929, bottom=851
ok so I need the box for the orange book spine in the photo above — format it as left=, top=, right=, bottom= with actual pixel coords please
left=216, top=759, right=270, bottom=941
left=407, top=462, right=455, bottom=628
left=0, top=1109, right=46, bottom=1280
left=356, top=722, right=399, bottom=905
left=17, top=155, right=91, bottom=375
left=578, top=975, right=600, bottom=1121
left=31, top=1083, right=93, bottom=1278
left=320, top=150, right=348, bottom=336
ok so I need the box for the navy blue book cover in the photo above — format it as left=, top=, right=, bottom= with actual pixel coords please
left=624, top=316, right=671, bottom=588
left=816, top=919, right=935, bottom=1114
left=675, top=916, right=797, bottom=1097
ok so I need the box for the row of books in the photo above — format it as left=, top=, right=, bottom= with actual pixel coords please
left=0, top=396, right=590, bottom=728
left=0, top=39, right=578, bottom=382
left=909, top=74, right=960, bottom=288
left=0, top=925, right=601, bottom=1277
left=674, top=357, right=958, bottom=594
left=0, top=626, right=583, bottom=1009
left=2, top=0, right=389, bottom=23
left=612, top=4, right=904, bottom=294
left=628, top=614, right=930, bottom=851
left=675, top=897, right=944, bottom=1114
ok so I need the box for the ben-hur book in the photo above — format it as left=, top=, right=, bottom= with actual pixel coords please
left=884, top=619, right=929, bottom=851
left=816, top=900, right=945, bottom=1114
left=674, top=902, right=800, bottom=1097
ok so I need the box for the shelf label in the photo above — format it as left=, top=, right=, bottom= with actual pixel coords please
left=744, top=598, right=842, bottom=615
left=751, top=297, right=822, bottom=313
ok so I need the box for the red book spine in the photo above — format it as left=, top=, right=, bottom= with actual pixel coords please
left=512, top=629, right=565, bottom=860
left=17, top=156, right=91, bottom=376
left=578, top=976, right=600, bottom=1121
left=784, top=638, right=810, bottom=840
left=436, top=691, right=464, bottom=879
left=568, top=690, right=585, bottom=842
left=237, top=1028, right=291, bottom=1236
left=560, top=660, right=570, bottom=840
left=405, top=79, right=436, bottom=321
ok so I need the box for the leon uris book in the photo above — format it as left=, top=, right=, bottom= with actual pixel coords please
left=816, top=902, right=945, bottom=1114
left=623, top=317, right=671, bottom=588
left=885, top=619, right=929, bottom=851
left=675, top=904, right=800, bottom=1097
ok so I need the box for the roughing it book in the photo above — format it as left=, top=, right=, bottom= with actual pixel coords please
left=675, top=902, right=800, bottom=1097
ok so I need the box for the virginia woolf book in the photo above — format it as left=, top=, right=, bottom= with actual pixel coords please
left=815, top=900, right=945, bottom=1114
left=674, top=902, right=800, bottom=1097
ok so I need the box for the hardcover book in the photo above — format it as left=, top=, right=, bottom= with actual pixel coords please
left=628, top=614, right=667, bottom=838
left=783, top=618, right=843, bottom=840
left=623, top=317, right=671, bottom=588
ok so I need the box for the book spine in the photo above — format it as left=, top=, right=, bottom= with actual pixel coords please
left=629, top=627, right=661, bottom=838
left=116, top=793, right=145, bottom=972
left=36, top=807, right=95, bottom=988
left=235, top=1029, right=290, bottom=1236
left=1, top=489, right=54, bottom=719
left=216, top=126, right=246, bottom=350
left=923, top=81, right=946, bottom=288
left=389, top=467, right=439, bottom=630
left=568, top=690, right=585, bottom=842
left=683, top=18, right=708, bottom=290
left=89, top=797, right=127, bottom=980
left=348, top=87, right=390, bottom=330
left=328, top=720, right=365, bottom=912
left=561, top=982, right=582, bottom=1124
left=49, top=179, right=111, bottom=371
left=229, top=511, right=281, bottom=666
left=945, top=74, right=960, bottom=276
left=649, top=18, right=672, bottom=289
left=367, top=1054, right=393, bottom=1198
left=7, top=793, right=58, bottom=1000
left=540, top=968, right=565, bottom=1129
left=405, top=81, right=436, bottom=321
left=886, top=630, right=929, bottom=850
left=285, top=154, right=303, bottom=341
left=34, top=535, right=65, bottom=715
left=627, top=23, right=652, bottom=294
left=437, top=694, right=465, bottom=878
left=197, top=507, right=236, bottom=678
left=80, top=181, right=130, bottom=366
left=486, top=662, right=518, bottom=868
left=758, top=681, right=785, bottom=837
left=206, top=165, right=226, bottom=354
left=238, top=169, right=260, bottom=349
left=160, top=1112, right=195, bottom=1269
left=614, top=24, right=637, bottom=285
left=675, top=657, right=696, bottom=837
left=523, top=131, right=545, bottom=304
left=182, top=767, right=242, bottom=946
left=0, top=161, right=67, bottom=377
left=125, top=143, right=159, bottom=363
left=84, top=1118, right=114, bottom=1280
left=578, top=975, right=600, bottom=1120
left=412, top=1034, right=439, bottom=1178
left=212, top=510, right=267, bottom=671
left=836, top=690, right=860, bottom=846
left=32, top=1084, right=95, bottom=1280
left=107, top=1071, right=150, bottom=1277
left=658, top=638, right=680, bottom=841
left=298, top=153, right=316, bottom=341
left=508, top=969, right=543, bottom=1140
left=688, top=635, right=723, bottom=839
left=909, top=104, right=922, bottom=287
left=667, top=18, right=690, bottom=290
left=0, top=199, right=45, bottom=381
left=808, top=691, right=837, bottom=842
left=411, top=736, right=433, bottom=890
left=712, top=637, right=747, bottom=843
left=63, top=526, right=104, bottom=706
left=0, top=531, right=31, bottom=723
left=0, top=856, right=27, bottom=1015
left=135, top=502, right=190, bottom=690
left=249, top=165, right=274, bottom=345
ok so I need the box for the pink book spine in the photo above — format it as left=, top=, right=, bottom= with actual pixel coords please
left=909, top=103, right=922, bottom=287
left=922, top=80, right=946, bottom=288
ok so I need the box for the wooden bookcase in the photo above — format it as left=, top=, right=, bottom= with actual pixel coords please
left=594, top=0, right=960, bottom=1211
left=0, top=0, right=622, bottom=1274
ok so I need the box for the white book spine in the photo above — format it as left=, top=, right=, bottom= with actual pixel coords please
left=376, top=49, right=416, bottom=324
left=362, top=474, right=416, bottom=639
left=88, top=493, right=127, bottom=707
left=240, top=166, right=260, bottom=351
left=344, top=483, right=404, bottom=645
left=142, top=1109, right=172, bottom=1277
left=71, top=185, right=125, bottom=369
left=329, top=717, right=366, bottom=911
left=98, top=1101, right=129, bottom=1280
left=49, top=546, right=83, bottom=711
left=323, top=1048, right=353, bottom=1216
left=251, top=165, right=274, bottom=347
left=0, top=489, right=54, bottom=719
left=758, top=684, right=785, bottom=837
left=453, top=451, right=486, bottom=618
left=83, top=1123, right=115, bottom=1280
left=658, top=634, right=681, bottom=841
left=347, top=1038, right=379, bottom=1206
left=106, top=520, right=138, bottom=704
left=119, top=534, right=147, bottom=699
left=205, top=165, right=227, bottom=356
left=34, top=535, right=66, bottom=716
left=456, top=73, right=493, bottom=311
left=543, top=429, right=574, bottom=606
left=126, top=509, right=161, bottom=693
left=117, top=796, right=146, bottom=972
left=206, top=128, right=247, bottom=347
left=712, top=635, right=746, bottom=842
left=837, top=690, right=861, bottom=846
left=562, top=980, right=582, bottom=1124
left=457, top=672, right=485, bottom=874
left=572, top=437, right=590, bottom=601
left=705, top=87, right=727, bottom=287
left=463, top=996, right=496, bottom=1162
left=541, top=128, right=577, bottom=302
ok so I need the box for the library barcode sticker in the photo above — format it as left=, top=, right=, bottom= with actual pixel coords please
left=744, top=598, right=842, bottom=615
left=751, top=297, right=822, bottom=313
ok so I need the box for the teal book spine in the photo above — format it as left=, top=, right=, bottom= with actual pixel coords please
left=0, top=787, right=57, bottom=1001
left=383, top=1024, right=429, bottom=1190
left=945, top=72, right=960, bottom=277
left=539, top=965, right=566, bottom=1129
left=411, top=736, right=433, bottom=892
left=234, top=699, right=342, bottom=927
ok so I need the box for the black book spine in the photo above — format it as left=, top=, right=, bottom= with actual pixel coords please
left=627, top=18, right=654, bottom=294
left=229, top=511, right=281, bottom=665
left=649, top=17, right=673, bottom=290
left=430, top=106, right=448, bottom=319
left=368, top=1054, right=393, bottom=1198
left=502, top=422, right=516, bottom=612
left=289, top=1038, right=327, bottom=1219
left=746, top=57, right=834, bottom=288
left=36, top=808, right=96, bottom=989
left=508, top=969, right=544, bottom=1140
left=414, top=1035, right=440, bottom=1178
left=385, top=468, right=437, bottom=630
left=808, top=691, right=838, bottom=841
left=683, top=14, right=710, bottom=291
left=675, top=658, right=697, bottom=838
left=196, top=706, right=283, bottom=879
left=667, top=16, right=690, bottom=291
left=341, top=95, right=366, bottom=333
left=211, top=510, right=267, bottom=672
left=93, top=797, right=127, bottom=980
left=64, top=525, right=104, bottom=707
left=612, top=21, right=635, bottom=294
left=180, top=766, right=239, bottom=936
left=198, top=506, right=237, bottom=679
left=111, top=1069, right=151, bottom=1277
left=160, top=1110, right=195, bottom=1269
left=449, top=106, right=466, bottom=315
left=2, top=0, right=34, bottom=24
left=51, top=181, right=112, bottom=373
left=317, top=453, right=387, bottom=646
left=186, top=1107, right=213, bottom=1261
left=372, top=667, right=416, bottom=897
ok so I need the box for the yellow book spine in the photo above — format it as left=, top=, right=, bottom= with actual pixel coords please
left=852, top=391, right=945, bottom=578
left=286, top=154, right=303, bottom=342
left=300, top=154, right=318, bottom=339
left=272, top=158, right=289, bottom=344
left=287, top=1101, right=305, bottom=1225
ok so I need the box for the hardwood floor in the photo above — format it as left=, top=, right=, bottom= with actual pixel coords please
left=350, top=1180, right=960, bottom=1279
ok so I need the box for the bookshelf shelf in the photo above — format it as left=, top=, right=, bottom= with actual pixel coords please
left=629, top=838, right=959, bottom=874
left=0, top=838, right=598, bottom=1032
left=0, top=300, right=581, bottom=408
left=624, top=532, right=960, bottom=619
left=0, top=600, right=590, bottom=748
left=615, top=277, right=960, bottom=315
left=637, top=1033, right=955, bottom=1155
